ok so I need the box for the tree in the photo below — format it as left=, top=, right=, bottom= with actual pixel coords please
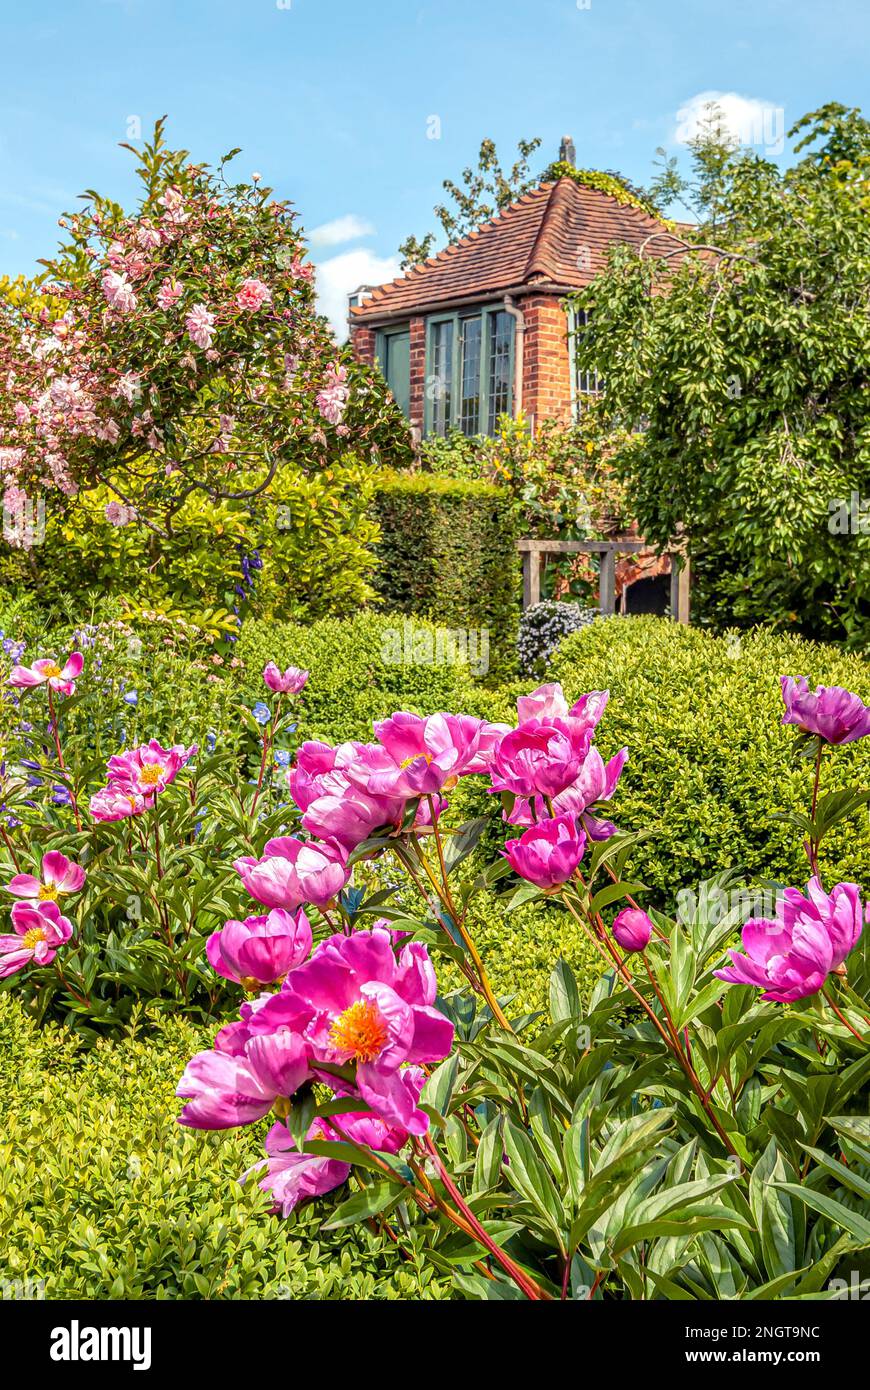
left=398, top=136, right=542, bottom=266
left=0, top=120, right=410, bottom=542
left=398, top=136, right=665, bottom=267
left=571, top=103, right=870, bottom=647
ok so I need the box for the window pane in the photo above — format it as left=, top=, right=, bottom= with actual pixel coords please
left=429, top=320, right=453, bottom=436
left=487, top=310, right=513, bottom=433
left=574, top=308, right=603, bottom=405
left=459, top=317, right=482, bottom=435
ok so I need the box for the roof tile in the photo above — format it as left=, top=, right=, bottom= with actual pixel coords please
left=351, top=179, right=686, bottom=320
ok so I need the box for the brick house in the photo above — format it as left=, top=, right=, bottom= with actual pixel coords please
left=349, top=173, right=685, bottom=439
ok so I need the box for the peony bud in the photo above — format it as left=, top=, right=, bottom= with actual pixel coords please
left=612, top=907, right=653, bottom=953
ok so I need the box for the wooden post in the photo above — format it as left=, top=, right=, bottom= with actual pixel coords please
left=599, top=548, right=617, bottom=616
left=521, top=542, right=542, bottom=608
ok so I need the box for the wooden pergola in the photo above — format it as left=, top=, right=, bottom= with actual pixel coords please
left=518, top=537, right=691, bottom=624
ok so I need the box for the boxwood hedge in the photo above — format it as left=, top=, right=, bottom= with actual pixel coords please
left=545, top=617, right=870, bottom=909
left=0, top=995, right=446, bottom=1300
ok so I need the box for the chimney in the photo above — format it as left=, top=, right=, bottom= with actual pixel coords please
left=559, top=135, right=576, bottom=167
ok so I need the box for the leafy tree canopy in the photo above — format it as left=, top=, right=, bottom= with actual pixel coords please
left=571, top=103, right=870, bottom=647
left=398, top=136, right=656, bottom=267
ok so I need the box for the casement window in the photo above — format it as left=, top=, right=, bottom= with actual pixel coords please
left=570, top=307, right=604, bottom=414
left=374, top=325, right=412, bottom=419
left=424, top=306, right=514, bottom=437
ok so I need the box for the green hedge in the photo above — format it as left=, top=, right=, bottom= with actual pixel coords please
left=0, top=994, right=446, bottom=1299
left=544, top=617, right=870, bottom=909
left=370, top=471, right=520, bottom=682
left=235, top=611, right=496, bottom=744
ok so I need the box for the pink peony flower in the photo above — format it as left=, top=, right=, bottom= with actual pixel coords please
left=233, top=836, right=349, bottom=911
left=612, top=907, right=653, bottom=953
left=236, top=278, right=272, bottom=312
left=185, top=303, right=216, bottom=350
left=490, top=718, right=590, bottom=800
left=243, top=1071, right=424, bottom=1216
left=263, top=662, right=309, bottom=694
left=281, top=927, right=453, bottom=1134
left=714, top=877, right=867, bottom=1003
left=0, top=899, right=73, bottom=978
left=503, top=814, right=586, bottom=889
left=369, top=711, right=509, bottom=794
left=89, top=785, right=146, bottom=822
left=176, top=1030, right=311, bottom=1130
left=780, top=677, right=870, bottom=745
left=515, top=683, right=609, bottom=732
left=206, top=908, right=312, bottom=987
left=290, top=740, right=407, bottom=850
left=9, top=651, right=83, bottom=695
left=106, top=739, right=197, bottom=801
left=506, top=746, right=628, bottom=838
left=6, top=850, right=85, bottom=902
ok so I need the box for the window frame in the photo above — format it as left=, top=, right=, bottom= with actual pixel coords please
left=423, top=303, right=515, bottom=438
left=569, top=306, right=604, bottom=418
left=374, top=323, right=413, bottom=419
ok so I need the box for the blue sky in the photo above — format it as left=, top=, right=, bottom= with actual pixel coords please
left=0, top=0, right=866, bottom=335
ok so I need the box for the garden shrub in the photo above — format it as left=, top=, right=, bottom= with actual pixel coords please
left=548, top=617, right=870, bottom=908
left=0, top=457, right=382, bottom=627
left=517, top=599, right=598, bottom=678
left=0, top=995, right=445, bottom=1300
left=235, top=611, right=493, bottom=743
left=369, top=471, right=520, bottom=681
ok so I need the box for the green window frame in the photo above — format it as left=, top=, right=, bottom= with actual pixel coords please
left=424, top=305, right=515, bottom=437
left=569, top=307, right=604, bottom=418
left=374, top=324, right=412, bottom=419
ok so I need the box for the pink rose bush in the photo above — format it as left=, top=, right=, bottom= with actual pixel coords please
left=0, top=122, right=411, bottom=539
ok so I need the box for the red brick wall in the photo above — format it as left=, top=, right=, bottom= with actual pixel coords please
left=521, top=295, right=574, bottom=429
left=351, top=296, right=574, bottom=436
left=351, top=323, right=376, bottom=366
left=408, top=317, right=425, bottom=434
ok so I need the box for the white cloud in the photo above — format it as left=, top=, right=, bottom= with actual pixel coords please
left=674, top=91, right=785, bottom=157
left=314, top=247, right=402, bottom=342
left=309, top=213, right=376, bottom=248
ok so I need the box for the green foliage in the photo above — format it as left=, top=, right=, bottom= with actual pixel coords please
left=571, top=103, right=870, bottom=647
left=421, top=414, right=630, bottom=550
left=399, top=135, right=542, bottom=261
left=548, top=617, right=870, bottom=907
left=0, top=995, right=445, bottom=1299
left=234, top=610, right=491, bottom=742
left=369, top=471, right=521, bottom=682
left=543, top=160, right=661, bottom=217
left=1, top=457, right=383, bottom=625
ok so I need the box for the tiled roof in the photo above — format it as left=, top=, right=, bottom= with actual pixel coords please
left=351, top=178, right=686, bottom=321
